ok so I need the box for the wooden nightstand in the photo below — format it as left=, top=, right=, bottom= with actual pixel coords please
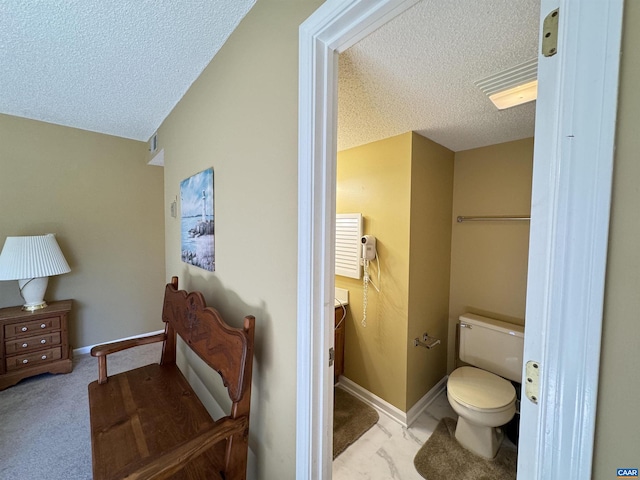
left=0, top=300, right=73, bottom=390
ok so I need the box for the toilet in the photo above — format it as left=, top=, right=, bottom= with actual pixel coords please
left=447, top=313, right=524, bottom=459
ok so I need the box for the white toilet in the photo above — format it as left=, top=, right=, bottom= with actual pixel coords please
left=447, top=313, right=524, bottom=459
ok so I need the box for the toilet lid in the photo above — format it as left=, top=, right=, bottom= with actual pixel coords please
left=448, top=366, right=516, bottom=411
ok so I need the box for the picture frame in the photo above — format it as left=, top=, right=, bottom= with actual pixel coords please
left=180, top=168, right=215, bottom=271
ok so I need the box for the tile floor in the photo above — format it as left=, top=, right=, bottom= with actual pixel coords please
left=332, top=389, right=458, bottom=479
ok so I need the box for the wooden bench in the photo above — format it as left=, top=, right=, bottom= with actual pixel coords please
left=88, top=277, right=255, bottom=480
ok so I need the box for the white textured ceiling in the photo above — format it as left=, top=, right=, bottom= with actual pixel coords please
left=338, top=0, right=540, bottom=152
left=0, top=0, right=255, bottom=141
left=1, top=1, right=538, bottom=149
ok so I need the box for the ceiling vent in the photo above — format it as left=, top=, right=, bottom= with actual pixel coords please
left=475, top=58, right=538, bottom=110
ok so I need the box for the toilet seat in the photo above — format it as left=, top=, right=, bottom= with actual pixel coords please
left=448, top=366, right=516, bottom=412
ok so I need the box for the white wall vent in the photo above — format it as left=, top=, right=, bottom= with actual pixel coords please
left=149, top=132, right=158, bottom=153
left=336, top=213, right=362, bottom=279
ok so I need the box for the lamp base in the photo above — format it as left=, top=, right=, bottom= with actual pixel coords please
left=22, top=302, right=48, bottom=312
left=18, top=277, right=50, bottom=312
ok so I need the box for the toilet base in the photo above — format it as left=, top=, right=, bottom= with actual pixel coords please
left=454, top=415, right=504, bottom=459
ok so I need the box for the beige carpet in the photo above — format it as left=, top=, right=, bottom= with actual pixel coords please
left=333, top=387, right=379, bottom=458
left=0, top=342, right=163, bottom=480
left=414, top=417, right=517, bottom=480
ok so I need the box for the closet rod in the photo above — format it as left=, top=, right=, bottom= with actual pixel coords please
left=456, top=215, right=530, bottom=223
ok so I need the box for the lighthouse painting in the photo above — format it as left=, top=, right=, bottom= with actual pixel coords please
left=180, top=168, right=215, bottom=271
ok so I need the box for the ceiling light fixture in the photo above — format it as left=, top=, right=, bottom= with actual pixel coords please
left=475, top=58, right=538, bottom=110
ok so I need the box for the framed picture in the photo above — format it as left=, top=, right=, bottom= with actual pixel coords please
left=180, top=168, right=215, bottom=271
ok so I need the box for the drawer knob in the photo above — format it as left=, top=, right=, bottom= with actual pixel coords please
left=40, top=323, right=46, bottom=329
left=22, top=343, right=28, bottom=348
left=21, top=327, right=28, bottom=332
left=40, top=339, right=46, bottom=344
left=41, top=355, right=47, bottom=360
left=22, top=359, right=28, bottom=364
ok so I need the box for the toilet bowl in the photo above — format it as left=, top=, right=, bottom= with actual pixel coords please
left=447, top=313, right=524, bottom=459
left=447, top=366, right=516, bottom=459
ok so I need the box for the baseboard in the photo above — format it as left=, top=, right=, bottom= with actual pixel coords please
left=337, top=375, right=448, bottom=428
left=73, top=329, right=165, bottom=355
left=406, top=375, right=448, bottom=425
left=337, top=376, right=409, bottom=426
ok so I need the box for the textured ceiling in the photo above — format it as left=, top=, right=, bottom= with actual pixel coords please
left=0, top=0, right=255, bottom=141
left=0, top=1, right=538, bottom=149
left=338, top=0, right=540, bottom=152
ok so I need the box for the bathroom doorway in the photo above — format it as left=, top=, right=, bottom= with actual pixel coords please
left=334, top=0, right=536, bottom=416
left=296, top=0, right=623, bottom=479
left=332, top=0, right=536, bottom=474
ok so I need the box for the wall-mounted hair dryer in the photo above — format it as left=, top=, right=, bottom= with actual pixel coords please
left=360, top=234, right=378, bottom=328
left=361, top=235, right=377, bottom=261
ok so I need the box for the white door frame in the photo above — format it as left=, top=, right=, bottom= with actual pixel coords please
left=518, top=0, right=623, bottom=478
left=296, top=1, right=623, bottom=479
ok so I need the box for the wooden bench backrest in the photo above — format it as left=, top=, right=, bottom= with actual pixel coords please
left=160, top=277, right=255, bottom=406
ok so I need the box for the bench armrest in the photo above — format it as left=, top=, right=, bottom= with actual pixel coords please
left=91, top=333, right=166, bottom=384
left=91, top=333, right=166, bottom=357
left=109, top=416, right=249, bottom=480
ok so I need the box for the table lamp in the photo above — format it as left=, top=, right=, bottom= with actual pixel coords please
left=0, top=234, right=71, bottom=311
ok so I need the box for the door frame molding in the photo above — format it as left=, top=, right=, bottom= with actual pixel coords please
left=296, top=1, right=623, bottom=478
left=518, top=1, right=623, bottom=478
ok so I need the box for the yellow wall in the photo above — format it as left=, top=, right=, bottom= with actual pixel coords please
left=336, top=132, right=454, bottom=411
left=407, top=132, right=454, bottom=408
left=155, top=1, right=322, bottom=478
left=593, top=0, right=640, bottom=475
left=0, top=114, right=165, bottom=348
left=336, top=133, right=413, bottom=410
left=447, top=138, right=533, bottom=371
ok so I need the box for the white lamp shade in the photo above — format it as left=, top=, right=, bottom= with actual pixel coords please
left=0, top=234, right=71, bottom=280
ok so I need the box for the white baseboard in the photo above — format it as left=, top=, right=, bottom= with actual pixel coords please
left=337, top=375, right=448, bottom=428
left=406, top=375, right=448, bottom=425
left=73, top=329, right=165, bottom=355
left=337, top=376, right=409, bottom=426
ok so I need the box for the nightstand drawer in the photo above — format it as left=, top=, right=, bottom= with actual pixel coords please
left=4, top=316, right=61, bottom=338
left=6, top=347, right=63, bottom=371
left=5, top=332, right=62, bottom=355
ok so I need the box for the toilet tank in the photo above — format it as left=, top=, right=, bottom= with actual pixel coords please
left=459, top=313, right=524, bottom=383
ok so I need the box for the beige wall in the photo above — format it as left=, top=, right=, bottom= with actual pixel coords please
left=0, top=114, right=165, bottom=348
left=155, top=1, right=322, bottom=478
left=336, top=132, right=454, bottom=411
left=336, top=133, right=413, bottom=410
left=407, top=132, right=453, bottom=408
left=593, top=0, right=640, bottom=476
left=448, top=138, right=534, bottom=371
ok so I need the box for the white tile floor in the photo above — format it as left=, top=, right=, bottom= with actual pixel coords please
left=332, top=389, right=458, bottom=480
